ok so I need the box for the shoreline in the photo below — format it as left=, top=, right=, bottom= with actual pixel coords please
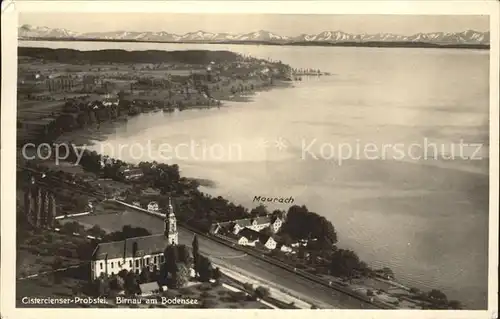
left=54, top=79, right=293, bottom=148
left=19, top=38, right=490, bottom=50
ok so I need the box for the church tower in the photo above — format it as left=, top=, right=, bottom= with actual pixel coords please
left=164, top=198, right=178, bottom=245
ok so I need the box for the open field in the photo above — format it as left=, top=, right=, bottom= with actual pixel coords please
left=16, top=229, right=90, bottom=278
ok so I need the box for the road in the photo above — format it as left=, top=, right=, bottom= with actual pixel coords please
left=72, top=206, right=376, bottom=309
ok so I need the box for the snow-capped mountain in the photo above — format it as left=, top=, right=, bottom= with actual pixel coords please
left=141, top=32, right=182, bottom=42
left=18, top=25, right=490, bottom=46
left=237, top=30, right=290, bottom=42
left=290, top=29, right=489, bottom=45
left=179, top=30, right=217, bottom=41
left=19, top=24, right=80, bottom=38
left=295, top=30, right=359, bottom=42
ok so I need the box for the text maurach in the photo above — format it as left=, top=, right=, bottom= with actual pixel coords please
left=253, top=196, right=294, bottom=204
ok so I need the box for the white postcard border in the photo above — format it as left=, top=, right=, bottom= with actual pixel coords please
left=1, top=1, right=499, bottom=319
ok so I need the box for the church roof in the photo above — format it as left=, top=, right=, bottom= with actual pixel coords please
left=92, top=234, right=168, bottom=260
left=238, top=227, right=261, bottom=241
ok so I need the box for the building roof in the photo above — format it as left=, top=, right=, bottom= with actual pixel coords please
left=118, top=166, right=143, bottom=174
left=92, top=234, right=167, bottom=260
left=275, top=242, right=291, bottom=250
left=211, top=215, right=281, bottom=232
left=238, top=227, right=261, bottom=241
left=233, top=215, right=278, bottom=228
left=103, top=98, right=119, bottom=104
left=259, top=233, right=273, bottom=244
left=224, top=232, right=241, bottom=241
left=139, top=282, right=160, bottom=294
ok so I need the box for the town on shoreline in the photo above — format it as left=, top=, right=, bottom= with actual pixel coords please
left=16, top=47, right=463, bottom=310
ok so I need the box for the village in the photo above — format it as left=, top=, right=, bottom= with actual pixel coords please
left=17, top=49, right=296, bottom=145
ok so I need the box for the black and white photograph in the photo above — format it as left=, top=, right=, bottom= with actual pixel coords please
left=1, top=1, right=498, bottom=317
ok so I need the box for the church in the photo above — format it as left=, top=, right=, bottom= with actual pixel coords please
left=90, top=198, right=178, bottom=280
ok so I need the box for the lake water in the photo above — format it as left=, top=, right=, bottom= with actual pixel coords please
left=19, top=40, right=490, bottom=308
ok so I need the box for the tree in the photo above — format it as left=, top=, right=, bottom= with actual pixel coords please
left=158, top=262, right=169, bottom=287
left=379, top=267, right=395, bottom=279
left=118, top=269, right=129, bottom=279
left=97, top=275, right=111, bottom=296
left=164, top=244, right=179, bottom=274
left=117, top=90, right=126, bottom=100
left=212, top=267, right=222, bottom=281
left=73, top=195, right=90, bottom=212
left=329, top=249, right=361, bottom=278
left=281, top=205, right=337, bottom=248
left=171, top=263, right=190, bottom=288
left=278, top=233, right=294, bottom=246
left=250, top=204, right=268, bottom=217
left=260, top=226, right=274, bottom=237
left=110, top=274, right=125, bottom=291
left=409, top=287, right=420, bottom=294
left=124, top=271, right=139, bottom=295
left=177, top=244, right=192, bottom=267
left=192, top=235, right=199, bottom=272
left=104, top=225, right=151, bottom=242
left=197, top=255, right=213, bottom=282
left=428, top=289, right=447, bottom=302
left=61, top=221, right=85, bottom=235
left=272, top=209, right=286, bottom=220
left=87, top=225, right=106, bottom=238
left=52, top=257, right=63, bottom=284
left=448, top=300, right=462, bottom=309
left=254, top=286, right=270, bottom=299
left=139, top=267, right=152, bottom=283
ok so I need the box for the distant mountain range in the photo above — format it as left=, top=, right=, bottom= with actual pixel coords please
left=18, top=25, right=490, bottom=47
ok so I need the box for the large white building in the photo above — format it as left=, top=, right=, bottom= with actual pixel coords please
left=91, top=199, right=178, bottom=280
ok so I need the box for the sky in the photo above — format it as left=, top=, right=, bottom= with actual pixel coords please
left=19, top=14, right=490, bottom=36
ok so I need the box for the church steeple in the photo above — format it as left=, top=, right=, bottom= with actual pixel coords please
left=164, top=197, right=178, bottom=245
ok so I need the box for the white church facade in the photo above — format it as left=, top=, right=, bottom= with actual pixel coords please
left=91, top=198, right=178, bottom=280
